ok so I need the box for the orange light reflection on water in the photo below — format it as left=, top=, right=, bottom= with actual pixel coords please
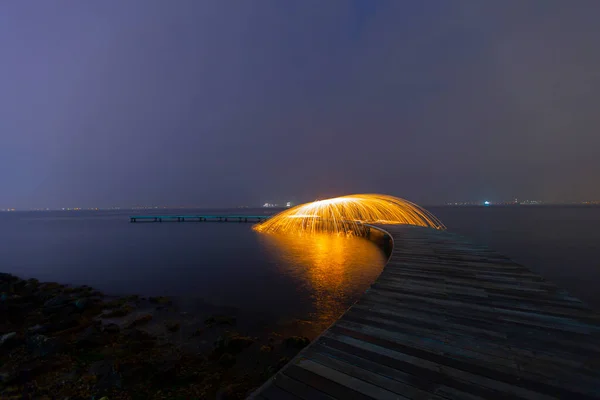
left=257, top=232, right=386, bottom=335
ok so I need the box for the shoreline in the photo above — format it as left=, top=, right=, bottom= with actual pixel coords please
left=0, top=273, right=316, bottom=399
left=0, top=228, right=392, bottom=399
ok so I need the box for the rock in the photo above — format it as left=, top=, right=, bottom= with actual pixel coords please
left=215, top=334, right=255, bottom=354
left=149, top=296, right=172, bottom=305
left=26, top=334, right=63, bottom=356
left=103, top=323, right=120, bottom=334
left=192, top=328, right=204, bottom=337
left=277, top=357, right=290, bottom=369
left=17, top=359, right=54, bottom=383
left=205, top=315, right=236, bottom=327
left=165, top=320, right=180, bottom=332
left=260, top=345, right=273, bottom=353
left=46, top=314, right=80, bottom=333
left=226, top=335, right=255, bottom=353
left=0, top=332, right=17, bottom=346
left=104, top=305, right=133, bottom=318
left=76, top=326, right=108, bottom=348
left=27, top=324, right=48, bottom=334
left=0, top=370, right=15, bottom=384
left=217, top=384, right=236, bottom=400
left=218, top=353, right=236, bottom=368
left=127, top=314, right=152, bottom=328
left=43, top=294, right=71, bottom=308
left=75, top=297, right=90, bottom=310
left=0, top=272, right=15, bottom=282
left=90, top=360, right=122, bottom=393
left=125, top=329, right=155, bottom=351
left=284, top=336, right=310, bottom=349
left=103, top=297, right=128, bottom=309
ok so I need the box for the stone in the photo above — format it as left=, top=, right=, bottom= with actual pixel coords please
left=26, top=334, right=63, bottom=356
left=215, top=334, right=255, bottom=354
left=284, top=336, right=310, bottom=349
left=260, top=345, right=273, bottom=353
left=43, top=295, right=71, bottom=308
left=218, top=353, right=236, bottom=368
left=75, top=297, right=90, bottom=310
left=149, top=296, right=172, bottom=305
left=27, top=324, right=48, bottom=334
left=192, top=328, right=204, bottom=337
left=204, top=315, right=236, bottom=327
left=127, top=314, right=152, bottom=328
left=0, top=332, right=17, bottom=346
left=46, top=314, right=80, bottom=333
left=103, top=323, right=120, bottom=334
left=104, top=305, right=133, bottom=318
left=226, top=335, right=255, bottom=353
left=76, top=326, right=108, bottom=348
left=164, top=321, right=180, bottom=332
left=90, top=360, right=122, bottom=393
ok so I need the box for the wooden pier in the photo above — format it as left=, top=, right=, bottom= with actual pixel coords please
left=129, top=215, right=270, bottom=223
left=251, top=224, right=600, bottom=399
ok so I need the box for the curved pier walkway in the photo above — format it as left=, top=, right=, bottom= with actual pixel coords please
left=251, top=225, right=600, bottom=399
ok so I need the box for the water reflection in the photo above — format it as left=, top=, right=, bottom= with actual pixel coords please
left=257, top=232, right=386, bottom=333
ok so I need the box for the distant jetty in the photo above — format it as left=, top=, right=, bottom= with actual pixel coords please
left=129, top=214, right=270, bottom=223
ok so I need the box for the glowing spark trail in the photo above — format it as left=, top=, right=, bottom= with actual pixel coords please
left=253, top=194, right=445, bottom=235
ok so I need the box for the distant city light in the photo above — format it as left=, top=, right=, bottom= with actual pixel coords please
left=286, top=202, right=291, bottom=207
left=484, top=201, right=490, bottom=206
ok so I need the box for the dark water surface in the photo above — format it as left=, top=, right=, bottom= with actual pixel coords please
left=1, top=206, right=599, bottom=333
left=0, top=209, right=387, bottom=335
left=429, top=205, right=600, bottom=309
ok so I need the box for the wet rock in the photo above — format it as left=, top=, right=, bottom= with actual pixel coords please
left=76, top=326, right=108, bottom=348
left=127, top=314, right=152, bottom=328
left=217, top=384, right=236, bottom=400
left=204, top=315, right=236, bottom=327
left=103, top=323, right=120, bottom=334
left=43, top=294, right=71, bottom=308
left=46, top=314, right=80, bottom=333
left=17, top=359, right=54, bottom=383
left=218, top=353, right=236, bottom=368
left=149, top=296, right=172, bottom=305
left=27, top=324, right=48, bottom=335
left=215, top=334, right=255, bottom=354
left=103, top=297, right=128, bottom=309
left=0, top=370, right=15, bottom=384
left=277, top=357, right=290, bottom=369
left=125, top=329, right=155, bottom=351
left=260, top=345, right=273, bottom=353
left=192, top=328, right=204, bottom=337
left=75, top=297, right=90, bottom=310
left=0, top=332, right=17, bottom=346
left=89, top=360, right=122, bottom=393
left=165, top=320, right=180, bottom=332
left=104, top=305, right=133, bottom=318
left=26, top=334, right=63, bottom=356
left=284, top=336, right=310, bottom=349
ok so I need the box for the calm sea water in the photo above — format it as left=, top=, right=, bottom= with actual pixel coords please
left=1, top=206, right=599, bottom=333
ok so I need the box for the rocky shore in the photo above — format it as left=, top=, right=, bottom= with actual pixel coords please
left=0, top=273, right=311, bottom=399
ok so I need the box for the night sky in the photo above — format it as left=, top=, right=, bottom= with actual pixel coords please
left=2, top=1, right=600, bottom=209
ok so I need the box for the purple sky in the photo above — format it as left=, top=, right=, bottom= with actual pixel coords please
left=2, top=1, right=600, bottom=209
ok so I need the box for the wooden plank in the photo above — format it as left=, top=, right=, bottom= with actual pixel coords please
left=295, top=358, right=408, bottom=400
left=260, top=385, right=304, bottom=400
left=272, top=374, right=336, bottom=400
left=320, top=332, right=557, bottom=400
left=283, top=365, right=373, bottom=400
left=251, top=225, right=600, bottom=400
left=310, top=342, right=486, bottom=400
